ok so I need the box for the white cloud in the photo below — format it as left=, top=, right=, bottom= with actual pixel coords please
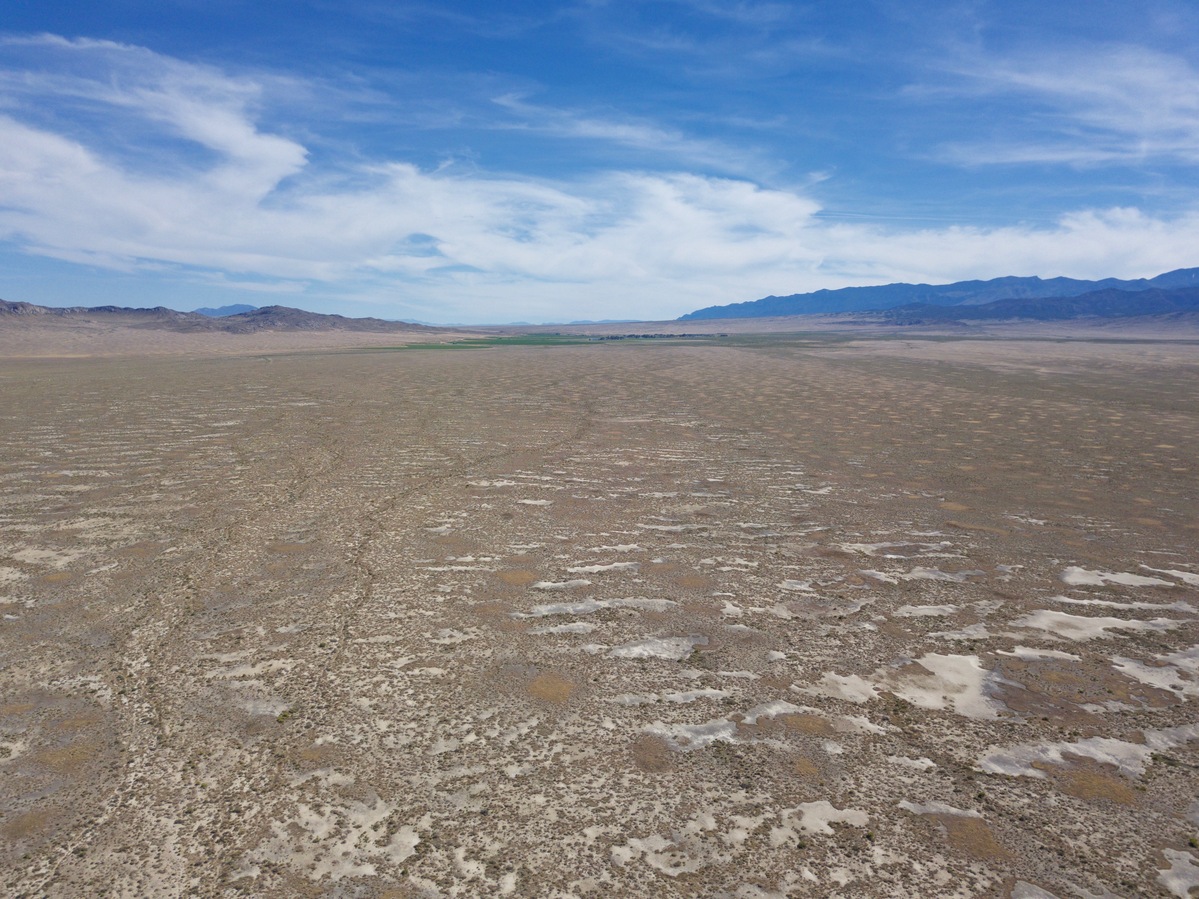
left=1, top=36, right=1197, bottom=322
left=489, top=93, right=769, bottom=175
left=929, top=43, right=1199, bottom=166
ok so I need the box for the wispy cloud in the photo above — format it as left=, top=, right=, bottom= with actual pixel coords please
left=574, top=0, right=845, bottom=79
left=488, top=93, right=771, bottom=176
left=925, top=43, right=1199, bottom=166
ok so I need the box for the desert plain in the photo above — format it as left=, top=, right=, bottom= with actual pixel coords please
left=2, top=327, right=1198, bottom=897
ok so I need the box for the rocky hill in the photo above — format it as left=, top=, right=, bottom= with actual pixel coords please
left=0, top=300, right=433, bottom=334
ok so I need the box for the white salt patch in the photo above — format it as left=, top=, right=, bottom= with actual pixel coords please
left=887, top=755, right=935, bottom=771
left=898, top=800, right=980, bottom=818
left=1062, top=566, right=1173, bottom=587
left=611, top=597, right=678, bottom=612
left=590, top=544, right=643, bottom=553
left=645, top=718, right=738, bottom=750
left=979, top=723, right=1199, bottom=778
left=566, top=561, right=639, bottom=574
left=1142, top=565, right=1199, bottom=587
left=467, top=479, right=516, bottom=487
left=997, top=646, right=1081, bottom=661
left=1054, top=595, right=1196, bottom=613
left=895, top=604, right=957, bottom=618
left=519, top=599, right=605, bottom=617
left=531, top=579, right=592, bottom=591
left=741, top=700, right=807, bottom=725
left=782, top=801, right=868, bottom=837
left=906, top=567, right=984, bottom=582
left=609, top=635, right=707, bottom=661
left=779, top=579, right=814, bottom=592
left=515, top=597, right=676, bottom=618
left=1163, top=644, right=1199, bottom=676
left=517, top=499, right=553, bottom=506
left=720, top=601, right=744, bottom=618
left=980, top=738, right=1149, bottom=778
left=1013, top=609, right=1183, bottom=641
left=839, top=541, right=954, bottom=557
left=860, top=570, right=897, bottom=584
left=1112, top=647, right=1199, bottom=697
left=1158, top=850, right=1199, bottom=898
left=208, top=659, right=293, bottom=679
left=531, top=622, right=596, bottom=635
left=861, top=567, right=982, bottom=584
left=885, top=653, right=1003, bottom=719
left=798, top=673, right=880, bottom=704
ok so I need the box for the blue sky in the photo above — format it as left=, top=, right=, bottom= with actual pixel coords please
left=2, top=1, right=1198, bottom=323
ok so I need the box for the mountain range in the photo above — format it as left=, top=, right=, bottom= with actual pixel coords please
left=0, top=301, right=433, bottom=334
left=193, top=304, right=257, bottom=317
left=679, top=268, right=1199, bottom=321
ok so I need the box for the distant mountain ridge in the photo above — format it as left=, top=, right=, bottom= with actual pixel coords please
left=194, top=304, right=257, bottom=317
left=0, top=300, right=433, bottom=333
left=878, top=286, right=1199, bottom=323
left=679, top=268, right=1199, bottom=320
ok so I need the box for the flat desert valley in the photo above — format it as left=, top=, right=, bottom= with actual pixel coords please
left=2, top=330, right=1199, bottom=897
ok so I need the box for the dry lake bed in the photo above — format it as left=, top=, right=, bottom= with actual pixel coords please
left=2, top=332, right=1198, bottom=897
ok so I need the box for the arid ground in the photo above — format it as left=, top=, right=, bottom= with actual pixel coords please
left=2, top=331, right=1198, bottom=897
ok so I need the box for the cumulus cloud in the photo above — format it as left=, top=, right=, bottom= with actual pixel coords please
left=1, top=35, right=1197, bottom=322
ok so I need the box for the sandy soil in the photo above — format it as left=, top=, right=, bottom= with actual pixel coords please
left=1, top=333, right=1197, bottom=897
left=0, top=319, right=472, bottom=359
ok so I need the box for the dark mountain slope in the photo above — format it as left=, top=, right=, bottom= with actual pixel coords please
left=879, top=286, right=1199, bottom=323
left=679, top=268, right=1199, bottom=320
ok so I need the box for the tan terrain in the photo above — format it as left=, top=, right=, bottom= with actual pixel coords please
left=1, top=330, right=1198, bottom=897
